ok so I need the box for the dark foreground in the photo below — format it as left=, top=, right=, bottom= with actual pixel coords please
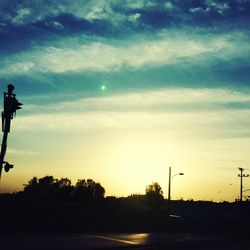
left=1, top=196, right=250, bottom=249
left=1, top=232, right=250, bottom=250
left=1, top=197, right=250, bottom=233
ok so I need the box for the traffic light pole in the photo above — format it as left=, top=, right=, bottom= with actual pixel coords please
left=0, top=84, right=22, bottom=181
left=0, top=124, right=9, bottom=179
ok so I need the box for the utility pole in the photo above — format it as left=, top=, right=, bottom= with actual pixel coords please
left=238, top=168, right=249, bottom=202
left=0, top=84, right=22, bottom=180
left=168, top=166, right=171, bottom=202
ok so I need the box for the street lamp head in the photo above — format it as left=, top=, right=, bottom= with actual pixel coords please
left=179, top=173, right=184, bottom=176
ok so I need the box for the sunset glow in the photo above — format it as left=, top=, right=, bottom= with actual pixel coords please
left=0, top=0, right=250, bottom=202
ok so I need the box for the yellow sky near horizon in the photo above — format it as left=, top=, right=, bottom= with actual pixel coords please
left=0, top=88, right=250, bottom=202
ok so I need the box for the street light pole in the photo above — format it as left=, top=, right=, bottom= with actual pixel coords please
left=168, top=167, right=184, bottom=201
left=167, top=166, right=184, bottom=215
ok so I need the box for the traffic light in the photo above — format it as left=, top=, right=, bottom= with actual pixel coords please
left=10, top=97, right=23, bottom=116
left=4, top=162, right=14, bottom=172
left=4, top=96, right=23, bottom=119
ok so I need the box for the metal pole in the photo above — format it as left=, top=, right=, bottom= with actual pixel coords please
left=0, top=84, right=18, bottom=181
left=0, top=89, right=12, bottom=180
left=168, top=166, right=171, bottom=201
left=0, top=130, right=9, bottom=179
left=240, top=169, right=243, bottom=202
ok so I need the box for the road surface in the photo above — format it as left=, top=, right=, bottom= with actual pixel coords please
left=0, top=232, right=249, bottom=249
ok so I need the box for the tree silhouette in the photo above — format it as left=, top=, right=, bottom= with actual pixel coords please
left=54, top=178, right=73, bottom=201
left=73, top=179, right=105, bottom=202
left=23, top=176, right=105, bottom=202
left=23, top=176, right=39, bottom=199
left=93, top=183, right=105, bottom=200
left=23, top=176, right=57, bottom=201
left=145, top=182, right=164, bottom=207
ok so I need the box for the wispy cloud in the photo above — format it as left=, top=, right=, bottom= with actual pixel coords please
left=0, top=31, right=247, bottom=75
left=1, top=0, right=249, bottom=28
left=14, top=108, right=250, bottom=142
left=14, top=88, right=250, bottom=141
left=12, top=8, right=32, bottom=24
left=8, top=148, right=46, bottom=156
left=23, top=88, right=250, bottom=113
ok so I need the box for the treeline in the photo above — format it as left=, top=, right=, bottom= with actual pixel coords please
left=22, top=176, right=105, bottom=202
left=0, top=177, right=169, bottom=233
left=1, top=177, right=250, bottom=233
left=20, top=176, right=164, bottom=207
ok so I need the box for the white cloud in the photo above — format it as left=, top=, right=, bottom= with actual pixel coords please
left=206, top=1, right=230, bottom=15
left=24, top=88, right=250, bottom=113
left=51, top=21, right=64, bottom=30
left=14, top=88, right=250, bottom=141
left=121, top=0, right=156, bottom=9
left=8, top=148, right=45, bottom=155
left=165, top=1, right=174, bottom=10
left=128, top=13, right=141, bottom=23
left=190, top=2, right=230, bottom=15
left=10, top=62, right=34, bottom=73
left=85, top=3, right=108, bottom=20
left=14, top=108, right=250, bottom=143
left=190, top=7, right=209, bottom=14
left=12, top=8, right=32, bottom=24
left=1, top=31, right=243, bottom=75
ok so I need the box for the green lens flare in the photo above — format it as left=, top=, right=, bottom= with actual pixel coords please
left=101, top=85, right=107, bottom=91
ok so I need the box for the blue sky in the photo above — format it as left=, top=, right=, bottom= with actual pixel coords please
left=1, top=0, right=250, bottom=201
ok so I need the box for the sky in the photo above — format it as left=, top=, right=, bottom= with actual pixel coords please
left=0, top=0, right=250, bottom=201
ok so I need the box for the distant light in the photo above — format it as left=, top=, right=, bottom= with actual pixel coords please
left=101, top=85, right=107, bottom=91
